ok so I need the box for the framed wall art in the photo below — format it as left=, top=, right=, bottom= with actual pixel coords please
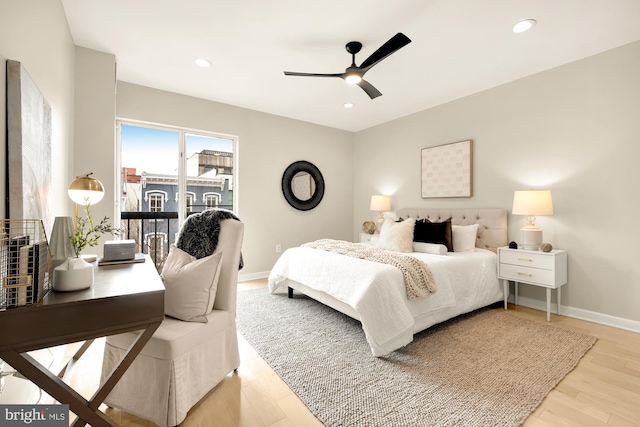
left=6, top=59, right=52, bottom=234
left=421, top=139, right=472, bottom=198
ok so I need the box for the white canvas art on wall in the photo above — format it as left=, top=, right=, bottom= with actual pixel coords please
left=6, top=59, right=52, bottom=234
left=421, top=140, right=472, bottom=198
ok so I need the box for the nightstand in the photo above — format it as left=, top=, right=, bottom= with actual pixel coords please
left=498, top=246, right=567, bottom=321
left=359, top=233, right=375, bottom=244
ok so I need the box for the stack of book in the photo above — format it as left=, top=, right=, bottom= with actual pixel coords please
left=1, top=220, right=51, bottom=309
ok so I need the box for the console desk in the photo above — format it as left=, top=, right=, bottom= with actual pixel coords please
left=0, top=255, right=164, bottom=427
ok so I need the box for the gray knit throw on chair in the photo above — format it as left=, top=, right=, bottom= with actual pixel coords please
left=176, top=209, right=244, bottom=269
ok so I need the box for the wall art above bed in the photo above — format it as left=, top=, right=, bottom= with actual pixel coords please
left=421, top=139, right=472, bottom=198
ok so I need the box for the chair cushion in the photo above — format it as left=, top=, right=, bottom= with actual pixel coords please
left=161, top=245, right=223, bottom=322
left=106, top=310, right=233, bottom=360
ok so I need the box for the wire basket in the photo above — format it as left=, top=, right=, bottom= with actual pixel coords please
left=1, top=219, right=52, bottom=310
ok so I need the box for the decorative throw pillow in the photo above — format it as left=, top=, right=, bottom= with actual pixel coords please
left=161, top=244, right=223, bottom=323
left=413, top=218, right=454, bottom=252
left=376, top=216, right=416, bottom=253
left=412, top=242, right=448, bottom=255
left=452, top=224, right=479, bottom=252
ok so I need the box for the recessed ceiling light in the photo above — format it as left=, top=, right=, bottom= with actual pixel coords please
left=194, top=58, right=212, bottom=68
left=344, top=103, right=354, bottom=108
left=513, top=19, right=537, bottom=33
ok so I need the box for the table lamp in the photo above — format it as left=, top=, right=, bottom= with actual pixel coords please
left=68, top=173, right=105, bottom=217
left=370, top=195, right=391, bottom=233
left=512, top=190, right=553, bottom=250
left=67, top=173, right=105, bottom=262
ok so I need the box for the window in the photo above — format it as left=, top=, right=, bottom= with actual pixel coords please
left=118, top=122, right=236, bottom=221
left=145, top=190, right=168, bottom=212
left=149, top=194, right=164, bottom=212
left=118, top=121, right=237, bottom=268
left=204, top=192, right=221, bottom=209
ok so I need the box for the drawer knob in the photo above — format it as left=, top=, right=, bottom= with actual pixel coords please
left=517, top=257, right=533, bottom=262
left=517, top=272, right=533, bottom=277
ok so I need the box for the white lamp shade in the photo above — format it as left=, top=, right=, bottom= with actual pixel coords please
left=68, top=176, right=105, bottom=205
left=512, top=190, right=553, bottom=216
left=512, top=190, right=553, bottom=250
left=370, top=195, right=391, bottom=212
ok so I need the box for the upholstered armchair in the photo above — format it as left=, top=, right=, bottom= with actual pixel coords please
left=100, top=215, right=244, bottom=427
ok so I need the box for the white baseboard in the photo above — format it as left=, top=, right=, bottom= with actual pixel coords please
left=511, top=295, right=640, bottom=334
left=238, top=271, right=270, bottom=282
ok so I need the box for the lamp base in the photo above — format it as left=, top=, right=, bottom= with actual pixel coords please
left=520, top=225, right=542, bottom=250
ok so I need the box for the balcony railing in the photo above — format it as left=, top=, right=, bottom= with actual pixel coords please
left=121, top=211, right=179, bottom=271
left=120, top=205, right=233, bottom=272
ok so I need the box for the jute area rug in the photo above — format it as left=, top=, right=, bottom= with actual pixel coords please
left=236, top=288, right=596, bottom=427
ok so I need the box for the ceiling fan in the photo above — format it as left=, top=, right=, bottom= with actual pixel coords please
left=283, top=32, right=411, bottom=99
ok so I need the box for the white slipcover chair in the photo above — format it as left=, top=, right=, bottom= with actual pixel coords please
left=100, top=218, right=244, bottom=427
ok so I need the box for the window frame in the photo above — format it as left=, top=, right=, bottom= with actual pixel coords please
left=116, top=119, right=239, bottom=225
left=145, top=191, right=167, bottom=212
left=203, top=192, right=221, bottom=209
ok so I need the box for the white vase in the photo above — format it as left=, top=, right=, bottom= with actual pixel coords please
left=53, top=257, right=94, bottom=292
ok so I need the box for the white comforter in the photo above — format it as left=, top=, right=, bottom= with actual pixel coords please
left=268, top=246, right=502, bottom=356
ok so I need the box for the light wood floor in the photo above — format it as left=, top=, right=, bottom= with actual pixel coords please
left=63, top=279, right=639, bottom=427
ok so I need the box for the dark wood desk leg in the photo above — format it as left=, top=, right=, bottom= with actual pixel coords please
left=0, top=350, right=118, bottom=427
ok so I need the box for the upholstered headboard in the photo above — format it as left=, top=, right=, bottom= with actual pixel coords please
left=395, top=208, right=507, bottom=253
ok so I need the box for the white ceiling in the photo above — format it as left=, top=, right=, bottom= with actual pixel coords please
left=61, top=0, right=640, bottom=132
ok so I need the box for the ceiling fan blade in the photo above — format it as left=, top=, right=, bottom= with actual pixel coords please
left=357, top=79, right=382, bottom=99
left=284, top=71, right=344, bottom=78
left=359, top=33, right=411, bottom=73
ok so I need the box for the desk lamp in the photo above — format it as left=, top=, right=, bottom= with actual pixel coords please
left=67, top=173, right=105, bottom=262
left=68, top=173, right=105, bottom=218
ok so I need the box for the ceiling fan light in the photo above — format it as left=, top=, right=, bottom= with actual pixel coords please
left=345, top=73, right=362, bottom=84
left=513, top=19, right=537, bottom=33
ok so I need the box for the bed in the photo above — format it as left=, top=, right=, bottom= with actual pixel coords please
left=268, top=208, right=508, bottom=356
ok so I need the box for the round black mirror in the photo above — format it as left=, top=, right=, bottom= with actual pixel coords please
left=282, top=161, right=324, bottom=211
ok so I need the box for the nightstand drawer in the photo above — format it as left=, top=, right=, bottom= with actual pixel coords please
left=499, top=264, right=555, bottom=287
left=499, top=250, right=555, bottom=270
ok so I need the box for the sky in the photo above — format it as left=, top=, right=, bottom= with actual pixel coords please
left=121, top=124, right=233, bottom=175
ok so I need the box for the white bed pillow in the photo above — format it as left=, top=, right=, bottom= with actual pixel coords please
left=413, top=242, right=448, bottom=255
left=452, top=224, right=479, bottom=253
left=376, top=216, right=416, bottom=253
left=161, top=244, right=223, bottom=323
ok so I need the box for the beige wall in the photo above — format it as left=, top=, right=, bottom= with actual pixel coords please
left=73, top=47, right=117, bottom=252
left=115, top=82, right=354, bottom=276
left=0, top=0, right=76, bottom=228
left=354, top=41, right=640, bottom=323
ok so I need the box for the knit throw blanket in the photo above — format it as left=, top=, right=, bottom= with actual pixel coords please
left=302, top=239, right=436, bottom=300
left=176, top=209, right=244, bottom=269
